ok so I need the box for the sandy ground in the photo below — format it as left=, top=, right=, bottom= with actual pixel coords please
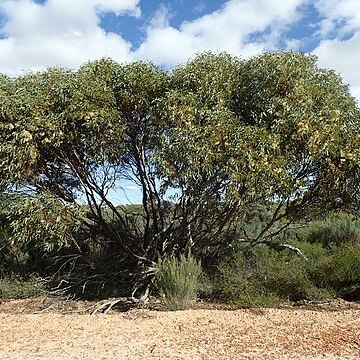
left=0, top=298, right=359, bottom=359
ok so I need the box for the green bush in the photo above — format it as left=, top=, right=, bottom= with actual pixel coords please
left=306, top=214, right=360, bottom=247
left=154, top=253, right=202, bottom=310
left=289, top=240, right=334, bottom=292
left=258, top=246, right=328, bottom=301
left=218, top=252, right=280, bottom=308
left=0, top=275, right=47, bottom=299
left=218, top=242, right=333, bottom=308
left=330, top=243, right=360, bottom=299
left=289, top=239, right=360, bottom=300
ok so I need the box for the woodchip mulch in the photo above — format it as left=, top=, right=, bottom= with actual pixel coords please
left=0, top=297, right=359, bottom=359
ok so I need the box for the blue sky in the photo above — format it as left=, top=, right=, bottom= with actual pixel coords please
left=99, top=1, right=234, bottom=49
left=0, top=0, right=359, bottom=204
left=0, top=0, right=359, bottom=97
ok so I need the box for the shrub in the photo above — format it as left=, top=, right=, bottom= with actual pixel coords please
left=289, top=240, right=334, bottom=293
left=218, top=253, right=280, bottom=308
left=290, top=239, right=360, bottom=300
left=330, top=243, right=360, bottom=300
left=306, top=214, right=360, bottom=247
left=258, top=246, right=328, bottom=301
left=154, top=253, right=202, bottom=310
left=218, top=242, right=332, bottom=308
left=0, top=274, right=47, bottom=299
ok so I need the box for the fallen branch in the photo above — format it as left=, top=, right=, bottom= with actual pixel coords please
left=91, top=297, right=140, bottom=315
left=264, top=241, right=308, bottom=260
left=278, top=243, right=308, bottom=260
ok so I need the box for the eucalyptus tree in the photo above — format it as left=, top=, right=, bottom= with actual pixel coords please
left=1, top=51, right=359, bottom=297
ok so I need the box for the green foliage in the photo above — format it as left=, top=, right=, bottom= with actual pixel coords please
left=306, top=214, right=360, bottom=247
left=213, top=211, right=353, bottom=307
left=258, top=245, right=330, bottom=301
left=218, top=253, right=281, bottom=308
left=0, top=194, right=27, bottom=275
left=332, top=244, right=360, bottom=281
left=155, top=253, right=202, bottom=310
left=8, top=193, right=86, bottom=252
left=159, top=51, right=360, bottom=251
left=0, top=221, right=13, bottom=274
left=288, top=240, right=333, bottom=289
left=296, top=239, right=360, bottom=300
left=330, top=243, right=360, bottom=299
left=218, top=242, right=334, bottom=308
left=235, top=51, right=360, bottom=213
left=287, top=216, right=360, bottom=300
left=0, top=274, right=47, bottom=299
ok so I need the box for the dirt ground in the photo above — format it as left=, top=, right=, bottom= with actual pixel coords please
left=0, top=297, right=359, bottom=359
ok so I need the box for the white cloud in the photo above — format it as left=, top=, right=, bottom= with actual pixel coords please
left=134, top=0, right=306, bottom=67
left=148, top=4, right=172, bottom=29
left=0, top=0, right=140, bottom=74
left=314, top=0, right=360, bottom=37
left=193, top=2, right=206, bottom=14
left=1, top=0, right=359, bottom=105
left=0, top=0, right=310, bottom=74
left=0, top=0, right=309, bottom=74
left=312, top=0, right=360, bottom=102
